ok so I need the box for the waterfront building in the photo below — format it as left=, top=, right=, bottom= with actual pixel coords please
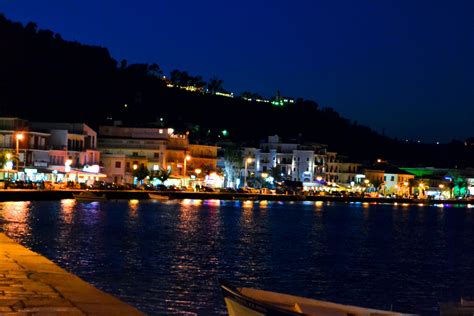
left=0, top=118, right=50, bottom=181
left=98, top=126, right=170, bottom=184
left=364, top=168, right=415, bottom=196
left=237, top=135, right=361, bottom=188
left=29, top=122, right=103, bottom=184
left=98, top=125, right=219, bottom=186
left=325, top=152, right=361, bottom=184
left=0, top=118, right=104, bottom=184
left=400, top=167, right=474, bottom=198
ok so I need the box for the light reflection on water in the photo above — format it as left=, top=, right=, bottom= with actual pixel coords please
left=0, top=200, right=473, bottom=315
left=0, top=201, right=32, bottom=239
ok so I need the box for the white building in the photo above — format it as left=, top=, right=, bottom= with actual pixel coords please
left=239, top=135, right=361, bottom=187
left=28, top=122, right=103, bottom=183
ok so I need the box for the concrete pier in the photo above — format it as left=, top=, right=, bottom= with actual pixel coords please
left=0, top=233, right=144, bottom=315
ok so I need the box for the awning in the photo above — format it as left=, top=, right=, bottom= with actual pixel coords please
left=66, top=169, right=107, bottom=178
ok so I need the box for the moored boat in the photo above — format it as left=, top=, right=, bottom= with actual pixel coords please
left=220, top=280, right=414, bottom=316
left=73, top=191, right=107, bottom=202
left=148, top=193, right=170, bottom=201
left=232, top=196, right=258, bottom=201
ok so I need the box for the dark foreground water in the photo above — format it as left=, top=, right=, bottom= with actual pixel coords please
left=0, top=199, right=473, bottom=315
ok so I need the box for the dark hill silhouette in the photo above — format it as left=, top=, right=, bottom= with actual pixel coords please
left=0, top=14, right=472, bottom=167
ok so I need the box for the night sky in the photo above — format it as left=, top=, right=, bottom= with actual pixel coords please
left=1, top=0, right=472, bottom=142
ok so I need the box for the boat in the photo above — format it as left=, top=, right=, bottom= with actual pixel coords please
left=148, top=193, right=170, bottom=201
left=73, top=191, right=107, bottom=202
left=232, top=196, right=258, bottom=201
left=440, top=298, right=474, bottom=316
left=220, top=280, right=413, bottom=316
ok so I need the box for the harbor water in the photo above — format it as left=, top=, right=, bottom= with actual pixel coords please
left=0, top=199, right=473, bottom=315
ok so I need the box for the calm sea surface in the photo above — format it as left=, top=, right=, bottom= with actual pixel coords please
left=0, top=199, right=473, bottom=315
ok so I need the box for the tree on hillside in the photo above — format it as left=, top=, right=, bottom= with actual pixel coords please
left=170, top=70, right=184, bottom=87
left=296, top=98, right=319, bottom=110
left=240, top=91, right=263, bottom=100
left=207, top=77, right=224, bottom=94
left=169, top=70, right=205, bottom=89
left=188, top=75, right=206, bottom=90
left=148, top=63, right=163, bottom=78
left=120, top=59, right=128, bottom=69
left=25, top=22, right=38, bottom=33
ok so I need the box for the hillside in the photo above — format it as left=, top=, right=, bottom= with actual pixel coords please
left=0, top=14, right=472, bottom=167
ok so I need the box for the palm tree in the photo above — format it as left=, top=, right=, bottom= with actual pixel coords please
left=452, top=176, right=468, bottom=198
left=132, top=165, right=149, bottom=183
left=223, top=147, right=243, bottom=187
left=269, top=165, right=286, bottom=182
left=151, top=166, right=171, bottom=183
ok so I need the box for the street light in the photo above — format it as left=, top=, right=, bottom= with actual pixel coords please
left=244, top=157, right=253, bottom=188
left=195, top=168, right=202, bottom=176
left=182, top=155, right=191, bottom=186
left=183, top=155, right=191, bottom=177
left=132, top=164, right=138, bottom=170
left=15, top=133, right=23, bottom=171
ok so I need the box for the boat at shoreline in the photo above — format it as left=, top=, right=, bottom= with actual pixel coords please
left=148, top=193, right=171, bottom=201
left=220, top=280, right=414, bottom=316
left=232, top=196, right=258, bottom=201
left=73, top=191, right=107, bottom=202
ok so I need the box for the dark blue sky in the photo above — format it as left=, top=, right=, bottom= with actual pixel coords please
left=1, top=0, right=473, bottom=141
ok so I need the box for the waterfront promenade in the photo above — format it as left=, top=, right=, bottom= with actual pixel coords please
left=0, top=233, right=144, bottom=315
left=0, top=189, right=472, bottom=205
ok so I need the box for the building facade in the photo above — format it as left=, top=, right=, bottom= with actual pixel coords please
left=98, top=125, right=219, bottom=185
left=0, top=118, right=103, bottom=184
left=239, top=135, right=361, bottom=188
